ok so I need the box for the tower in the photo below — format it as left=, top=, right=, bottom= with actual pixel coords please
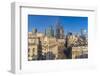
left=32, top=28, right=37, bottom=35
left=81, top=28, right=87, bottom=36
left=45, top=25, right=54, bottom=37
left=55, top=18, right=64, bottom=39
left=80, top=28, right=87, bottom=40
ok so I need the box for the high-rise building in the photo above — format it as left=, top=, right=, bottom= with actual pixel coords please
left=81, top=28, right=87, bottom=36
left=80, top=28, right=87, bottom=40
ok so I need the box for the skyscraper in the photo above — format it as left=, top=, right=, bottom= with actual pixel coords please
left=80, top=28, right=87, bottom=40
left=81, top=28, right=87, bottom=36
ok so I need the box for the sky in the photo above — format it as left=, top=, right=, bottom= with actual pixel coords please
left=28, top=15, right=88, bottom=35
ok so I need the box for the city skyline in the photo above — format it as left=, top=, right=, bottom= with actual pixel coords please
left=28, top=15, right=88, bottom=35
left=28, top=15, right=88, bottom=60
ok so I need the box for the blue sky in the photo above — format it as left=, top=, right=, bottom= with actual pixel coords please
left=28, top=15, right=88, bottom=35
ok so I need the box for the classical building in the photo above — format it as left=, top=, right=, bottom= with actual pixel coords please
left=28, top=27, right=88, bottom=60
left=43, top=36, right=58, bottom=59
left=65, top=32, right=88, bottom=59
left=72, top=46, right=88, bottom=59
left=28, top=29, right=60, bottom=60
left=66, top=32, right=78, bottom=47
left=28, top=32, right=39, bottom=60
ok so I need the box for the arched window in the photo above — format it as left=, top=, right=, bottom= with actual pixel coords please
left=28, top=48, right=30, bottom=57
left=28, top=48, right=30, bottom=52
left=32, top=48, right=35, bottom=56
left=32, top=48, right=35, bottom=52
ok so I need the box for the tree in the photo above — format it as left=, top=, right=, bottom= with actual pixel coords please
left=63, top=35, right=72, bottom=59
left=37, top=37, right=43, bottom=60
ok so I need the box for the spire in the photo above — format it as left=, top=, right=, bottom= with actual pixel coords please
left=55, top=17, right=60, bottom=28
